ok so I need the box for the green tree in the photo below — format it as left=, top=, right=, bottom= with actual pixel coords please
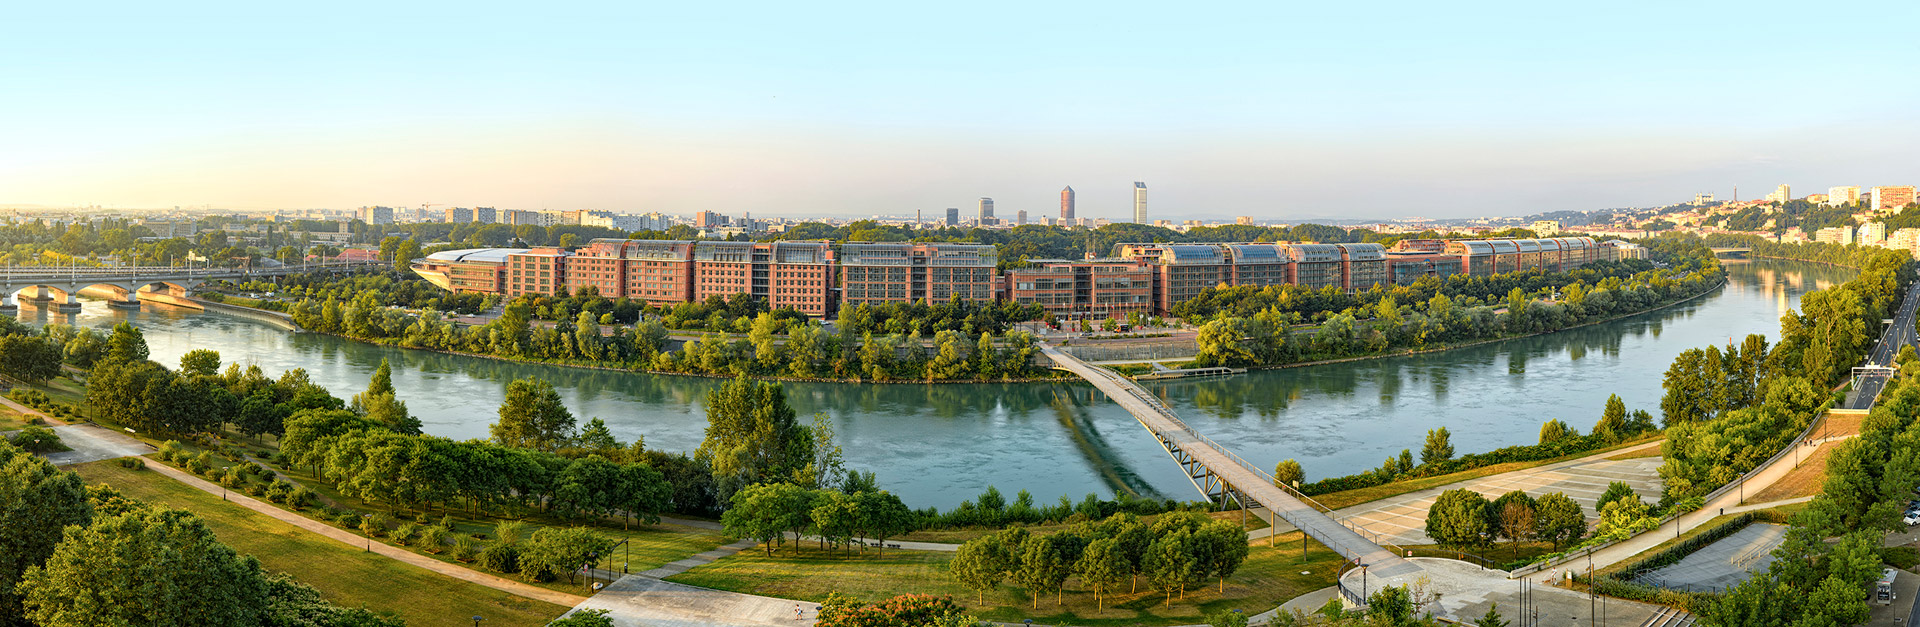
left=696, top=376, right=812, bottom=494
left=949, top=535, right=1011, bottom=603
left=1474, top=603, right=1510, bottom=627
left=0, top=443, right=94, bottom=623
left=1538, top=419, right=1572, bottom=444
left=1595, top=481, right=1637, bottom=514
left=1018, top=532, right=1076, bottom=608
left=720, top=482, right=813, bottom=556
left=101, top=321, right=149, bottom=366
left=0, top=335, right=62, bottom=383
left=490, top=378, right=576, bottom=452
left=1272, top=458, right=1304, bottom=489
left=1077, top=537, right=1129, bottom=611
left=1594, top=393, right=1627, bottom=443
left=1421, top=426, right=1454, bottom=465
left=22, top=508, right=267, bottom=627
left=520, top=527, right=615, bottom=585
left=1195, top=520, right=1250, bottom=593
left=1425, top=488, right=1491, bottom=551
left=1144, top=528, right=1203, bottom=603
left=547, top=609, right=615, bottom=627
left=857, top=490, right=914, bottom=557
left=1532, top=492, right=1585, bottom=549
left=178, top=349, right=221, bottom=377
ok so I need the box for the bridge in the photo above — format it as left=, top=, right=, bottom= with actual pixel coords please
left=1, top=260, right=386, bottom=312
left=1040, top=344, right=1423, bottom=583
left=1709, top=247, right=1751, bottom=257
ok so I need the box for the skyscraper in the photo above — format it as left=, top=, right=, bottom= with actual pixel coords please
left=1061, top=186, right=1075, bottom=220
left=978, top=197, right=995, bottom=224
left=1016, top=209, right=1027, bottom=226
left=1132, top=182, right=1148, bottom=223
left=945, top=208, right=959, bottom=226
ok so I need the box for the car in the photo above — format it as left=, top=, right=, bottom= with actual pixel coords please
left=1905, top=512, right=1920, bottom=527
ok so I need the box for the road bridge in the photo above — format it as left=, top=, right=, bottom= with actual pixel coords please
left=1, top=260, right=385, bottom=312
left=1040, top=344, right=1423, bottom=583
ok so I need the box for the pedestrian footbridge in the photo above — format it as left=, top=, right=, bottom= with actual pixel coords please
left=1041, top=344, right=1422, bottom=580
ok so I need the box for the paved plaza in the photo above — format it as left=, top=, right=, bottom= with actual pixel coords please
left=566, top=576, right=819, bottom=627
left=1629, top=523, right=1786, bottom=593
left=1337, top=558, right=1663, bottom=625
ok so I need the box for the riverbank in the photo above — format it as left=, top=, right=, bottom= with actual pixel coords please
left=173, top=273, right=1732, bottom=389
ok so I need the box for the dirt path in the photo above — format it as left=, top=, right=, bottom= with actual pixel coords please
left=143, top=459, right=587, bottom=607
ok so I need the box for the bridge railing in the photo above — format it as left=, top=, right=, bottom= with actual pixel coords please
left=1, top=261, right=386, bottom=278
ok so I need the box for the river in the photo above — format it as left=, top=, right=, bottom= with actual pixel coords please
left=11, top=259, right=1850, bottom=509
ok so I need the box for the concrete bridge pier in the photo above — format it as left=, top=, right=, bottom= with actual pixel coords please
left=24, top=286, right=54, bottom=303
left=0, top=292, right=14, bottom=314
left=107, top=291, right=142, bottom=309
left=53, top=292, right=82, bottom=313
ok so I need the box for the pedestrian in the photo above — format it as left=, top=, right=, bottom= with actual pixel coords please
left=795, top=603, right=803, bottom=620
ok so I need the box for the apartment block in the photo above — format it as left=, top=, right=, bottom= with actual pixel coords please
left=1873, top=186, right=1916, bottom=212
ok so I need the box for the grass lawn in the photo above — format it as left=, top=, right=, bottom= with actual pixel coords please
left=0, top=405, right=30, bottom=431
left=668, top=531, right=1344, bottom=626
left=265, top=462, right=732, bottom=596
left=1748, top=444, right=1833, bottom=503
left=1309, top=436, right=1664, bottom=511
left=70, top=460, right=568, bottom=627
left=1594, top=504, right=1799, bottom=579
left=899, top=510, right=1269, bottom=544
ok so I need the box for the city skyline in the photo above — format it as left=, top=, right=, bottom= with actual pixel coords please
left=6, top=3, right=1919, bottom=219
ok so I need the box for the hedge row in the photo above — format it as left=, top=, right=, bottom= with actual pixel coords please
left=1300, top=431, right=1643, bottom=496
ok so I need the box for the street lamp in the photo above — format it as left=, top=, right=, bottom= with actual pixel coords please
left=471, top=617, right=484, bottom=627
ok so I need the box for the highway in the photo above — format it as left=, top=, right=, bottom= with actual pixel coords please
left=1849, top=278, right=1920, bottom=410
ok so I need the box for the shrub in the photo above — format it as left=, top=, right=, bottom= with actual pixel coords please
left=9, top=426, right=69, bottom=453
left=289, top=487, right=315, bottom=509
left=157, top=440, right=185, bottom=461
left=391, top=523, right=420, bottom=546
left=479, top=542, right=520, bottom=573
left=1883, top=546, right=1920, bottom=570
left=417, top=525, right=450, bottom=553
left=337, top=512, right=362, bottom=527
left=189, top=451, right=216, bottom=474
left=453, top=536, right=481, bottom=562
left=117, top=457, right=145, bottom=470
left=265, top=481, right=293, bottom=503
left=494, top=521, right=527, bottom=545
left=359, top=514, right=385, bottom=537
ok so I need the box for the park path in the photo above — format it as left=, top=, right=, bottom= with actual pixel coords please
left=0, top=394, right=66, bottom=425
left=142, top=459, right=588, bottom=607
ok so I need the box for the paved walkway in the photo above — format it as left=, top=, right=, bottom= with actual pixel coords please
left=659, top=515, right=959, bottom=552
left=142, top=459, right=587, bottom=607
left=38, top=424, right=153, bottom=466
left=1252, top=440, right=1665, bottom=546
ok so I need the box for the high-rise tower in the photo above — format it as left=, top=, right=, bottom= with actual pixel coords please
left=979, top=197, right=995, bottom=224
left=1132, top=182, right=1148, bottom=223
left=1061, top=186, right=1075, bottom=220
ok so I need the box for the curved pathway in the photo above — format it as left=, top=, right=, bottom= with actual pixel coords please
left=142, top=458, right=587, bottom=607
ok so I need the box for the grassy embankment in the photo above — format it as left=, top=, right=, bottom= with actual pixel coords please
left=70, top=460, right=568, bottom=627
left=670, top=530, right=1345, bottom=627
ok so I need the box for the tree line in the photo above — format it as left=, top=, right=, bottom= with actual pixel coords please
left=1190, top=240, right=1725, bottom=368
left=1659, top=241, right=1913, bottom=506
left=946, top=511, right=1249, bottom=610
left=0, top=440, right=407, bottom=627
left=287, top=294, right=1053, bottom=382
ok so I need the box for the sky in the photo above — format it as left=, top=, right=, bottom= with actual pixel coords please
left=5, top=1, right=1919, bottom=220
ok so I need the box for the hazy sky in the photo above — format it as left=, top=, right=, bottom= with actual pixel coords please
left=6, top=2, right=1918, bottom=220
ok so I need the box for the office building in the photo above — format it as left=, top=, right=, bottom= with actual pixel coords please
left=1132, top=182, right=1148, bottom=223
left=474, top=207, right=497, bottom=224
left=945, top=208, right=960, bottom=226
left=443, top=207, right=474, bottom=223
left=839, top=242, right=997, bottom=306
left=692, top=241, right=834, bottom=316
left=1004, top=258, right=1152, bottom=319
left=978, top=198, right=995, bottom=225
left=1873, top=186, right=1916, bottom=212
left=1829, top=186, right=1861, bottom=206
left=1061, top=186, right=1075, bottom=220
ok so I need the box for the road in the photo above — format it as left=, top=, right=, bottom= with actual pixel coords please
left=1850, top=278, right=1920, bottom=409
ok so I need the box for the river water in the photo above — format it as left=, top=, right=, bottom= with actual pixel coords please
left=12, top=259, right=1850, bottom=509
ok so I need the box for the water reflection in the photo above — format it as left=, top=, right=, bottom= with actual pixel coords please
left=14, top=259, right=1855, bottom=508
